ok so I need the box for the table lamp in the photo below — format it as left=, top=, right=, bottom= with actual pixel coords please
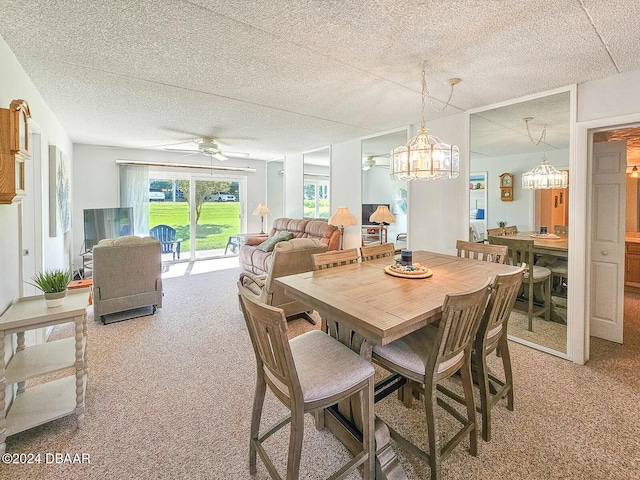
left=328, top=206, right=357, bottom=250
left=369, top=205, right=395, bottom=244
left=253, top=203, right=272, bottom=234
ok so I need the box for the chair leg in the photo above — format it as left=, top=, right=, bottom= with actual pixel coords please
left=362, top=378, right=375, bottom=480
left=544, top=276, right=551, bottom=322
left=474, top=347, right=492, bottom=442
left=527, top=280, right=534, bottom=332
left=460, top=356, right=478, bottom=456
left=424, top=379, right=440, bottom=480
left=250, top=374, right=267, bottom=475
left=499, top=335, right=514, bottom=411
left=287, top=407, right=305, bottom=480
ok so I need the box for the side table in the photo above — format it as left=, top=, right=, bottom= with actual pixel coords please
left=0, top=289, right=89, bottom=454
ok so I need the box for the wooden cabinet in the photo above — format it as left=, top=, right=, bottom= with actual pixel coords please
left=0, top=289, right=88, bottom=454
left=625, top=241, right=640, bottom=291
left=0, top=99, right=31, bottom=204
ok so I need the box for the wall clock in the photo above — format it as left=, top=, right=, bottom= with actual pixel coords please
left=499, top=173, right=513, bottom=202
left=0, top=99, right=31, bottom=204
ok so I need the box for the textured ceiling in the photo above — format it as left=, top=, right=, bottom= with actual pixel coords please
left=1, top=1, right=639, bottom=161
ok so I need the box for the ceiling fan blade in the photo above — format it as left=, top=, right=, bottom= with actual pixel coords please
left=212, top=152, right=228, bottom=161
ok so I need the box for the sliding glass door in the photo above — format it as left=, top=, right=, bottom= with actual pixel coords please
left=148, top=173, right=244, bottom=260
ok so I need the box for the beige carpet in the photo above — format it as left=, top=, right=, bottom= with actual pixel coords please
left=4, top=266, right=640, bottom=479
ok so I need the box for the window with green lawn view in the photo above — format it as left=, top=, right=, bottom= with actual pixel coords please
left=304, top=181, right=329, bottom=219
left=149, top=177, right=241, bottom=257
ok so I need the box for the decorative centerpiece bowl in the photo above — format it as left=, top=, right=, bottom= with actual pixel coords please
left=28, top=269, right=72, bottom=308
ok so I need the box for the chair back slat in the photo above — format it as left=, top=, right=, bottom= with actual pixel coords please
left=456, top=239, right=508, bottom=264
left=360, top=243, right=395, bottom=262
left=312, top=248, right=360, bottom=270
left=431, top=280, right=491, bottom=378
left=478, top=265, right=526, bottom=351
left=554, top=225, right=568, bottom=234
left=488, top=236, right=535, bottom=273
left=238, top=282, right=301, bottom=402
left=503, top=226, right=518, bottom=235
left=487, top=227, right=504, bottom=236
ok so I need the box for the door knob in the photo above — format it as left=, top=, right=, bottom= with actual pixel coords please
left=601, top=250, right=609, bottom=256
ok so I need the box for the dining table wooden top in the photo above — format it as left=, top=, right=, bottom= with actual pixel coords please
left=277, top=250, right=517, bottom=347
left=491, top=231, right=568, bottom=255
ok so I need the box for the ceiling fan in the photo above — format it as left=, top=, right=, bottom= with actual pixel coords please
left=160, top=137, right=248, bottom=161
left=362, top=155, right=390, bottom=171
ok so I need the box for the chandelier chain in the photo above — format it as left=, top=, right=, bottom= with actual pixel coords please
left=524, top=118, right=547, bottom=146
left=421, top=61, right=456, bottom=114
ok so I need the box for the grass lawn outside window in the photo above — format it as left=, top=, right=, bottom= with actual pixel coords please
left=150, top=202, right=241, bottom=252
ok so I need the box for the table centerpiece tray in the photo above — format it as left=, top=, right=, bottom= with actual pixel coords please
left=384, top=263, right=433, bottom=279
left=530, top=233, right=560, bottom=239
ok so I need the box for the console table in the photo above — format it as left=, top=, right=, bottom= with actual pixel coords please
left=0, top=289, right=89, bottom=454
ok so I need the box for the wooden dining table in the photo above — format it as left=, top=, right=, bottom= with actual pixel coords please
left=495, top=231, right=568, bottom=257
left=277, top=250, right=518, bottom=480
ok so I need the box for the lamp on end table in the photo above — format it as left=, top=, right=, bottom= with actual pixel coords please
left=328, top=206, right=357, bottom=250
left=253, top=203, right=272, bottom=234
left=369, top=205, right=395, bottom=244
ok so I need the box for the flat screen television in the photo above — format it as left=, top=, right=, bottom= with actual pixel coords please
left=83, top=207, right=134, bottom=251
left=362, top=203, right=390, bottom=225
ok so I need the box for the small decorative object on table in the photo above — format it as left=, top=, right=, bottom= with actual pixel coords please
left=28, top=268, right=72, bottom=307
left=400, top=249, right=413, bottom=266
left=385, top=261, right=433, bottom=279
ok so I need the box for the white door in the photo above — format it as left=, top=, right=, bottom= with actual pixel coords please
left=590, top=140, right=627, bottom=343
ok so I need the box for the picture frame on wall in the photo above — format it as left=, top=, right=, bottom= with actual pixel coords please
left=49, top=145, right=71, bottom=237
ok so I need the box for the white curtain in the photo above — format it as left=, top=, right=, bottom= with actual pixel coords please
left=119, top=165, right=149, bottom=236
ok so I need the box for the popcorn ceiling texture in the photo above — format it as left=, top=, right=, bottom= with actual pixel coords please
left=0, top=1, right=639, bottom=160
left=5, top=265, right=640, bottom=479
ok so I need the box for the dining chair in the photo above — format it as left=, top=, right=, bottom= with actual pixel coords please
left=503, top=225, right=518, bottom=235
left=488, top=236, right=552, bottom=331
left=360, top=242, right=396, bottom=261
left=312, top=248, right=360, bottom=270
left=456, top=239, right=508, bottom=264
left=238, top=282, right=375, bottom=480
left=437, top=265, right=525, bottom=441
left=372, top=279, right=492, bottom=480
left=554, top=225, right=568, bottom=234
left=486, top=227, right=504, bottom=236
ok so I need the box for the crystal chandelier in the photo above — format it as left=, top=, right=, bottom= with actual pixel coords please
left=390, top=63, right=460, bottom=181
left=521, top=117, right=568, bottom=190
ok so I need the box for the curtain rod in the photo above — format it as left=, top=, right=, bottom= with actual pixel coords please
left=115, top=159, right=256, bottom=173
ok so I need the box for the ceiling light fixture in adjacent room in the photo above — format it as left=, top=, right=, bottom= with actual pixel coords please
left=521, top=117, right=569, bottom=190
left=390, top=62, right=460, bottom=181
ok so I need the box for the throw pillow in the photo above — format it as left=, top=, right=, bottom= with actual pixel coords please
left=257, top=231, right=294, bottom=252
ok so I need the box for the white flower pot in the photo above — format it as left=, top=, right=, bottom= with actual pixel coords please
left=44, top=290, right=67, bottom=308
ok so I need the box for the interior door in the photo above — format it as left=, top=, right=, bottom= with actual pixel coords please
left=590, top=140, right=627, bottom=343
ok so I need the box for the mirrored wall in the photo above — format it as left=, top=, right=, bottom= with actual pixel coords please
left=303, top=147, right=330, bottom=219
left=470, top=90, right=571, bottom=355
left=361, top=130, right=408, bottom=249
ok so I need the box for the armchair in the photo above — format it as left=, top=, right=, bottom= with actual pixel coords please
left=149, top=224, right=182, bottom=260
left=92, top=235, right=163, bottom=324
left=239, top=238, right=327, bottom=323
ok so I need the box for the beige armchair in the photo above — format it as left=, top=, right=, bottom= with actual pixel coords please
left=239, top=238, right=327, bottom=323
left=92, top=235, right=163, bottom=324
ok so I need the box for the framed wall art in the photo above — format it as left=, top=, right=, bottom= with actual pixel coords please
left=49, top=145, right=71, bottom=236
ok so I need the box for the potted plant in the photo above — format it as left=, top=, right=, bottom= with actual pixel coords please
left=497, top=221, right=508, bottom=228
left=29, top=269, right=72, bottom=308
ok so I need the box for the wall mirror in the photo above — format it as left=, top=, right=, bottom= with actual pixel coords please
left=470, top=89, right=571, bottom=355
left=361, top=130, right=408, bottom=249
left=303, top=147, right=330, bottom=218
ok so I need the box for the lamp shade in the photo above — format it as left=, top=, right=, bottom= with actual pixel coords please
left=252, top=203, right=271, bottom=216
left=329, top=207, right=357, bottom=227
left=369, top=205, right=395, bottom=224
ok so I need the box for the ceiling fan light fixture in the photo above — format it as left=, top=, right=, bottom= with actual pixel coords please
left=390, top=62, right=459, bottom=181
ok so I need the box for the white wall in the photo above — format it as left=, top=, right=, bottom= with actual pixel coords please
left=284, top=153, right=304, bottom=219
left=266, top=160, right=284, bottom=221
left=331, top=139, right=362, bottom=249
left=72, top=144, right=268, bottom=255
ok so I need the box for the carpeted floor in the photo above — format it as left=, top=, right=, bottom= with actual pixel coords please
left=4, top=266, right=640, bottom=479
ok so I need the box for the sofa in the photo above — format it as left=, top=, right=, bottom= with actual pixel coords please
left=92, top=235, right=163, bottom=324
left=239, top=238, right=328, bottom=321
left=240, top=217, right=340, bottom=275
